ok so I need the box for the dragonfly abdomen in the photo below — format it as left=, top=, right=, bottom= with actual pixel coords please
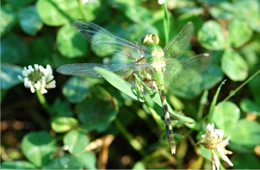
left=159, top=88, right=176, bottom=154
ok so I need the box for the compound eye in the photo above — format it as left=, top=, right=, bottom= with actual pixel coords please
left=152, top=35, right=159, bottom=44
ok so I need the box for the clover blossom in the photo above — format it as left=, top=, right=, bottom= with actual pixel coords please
left=158, top=0, right=165, bottom=5
left=198, top=123, right=233, bottom=170
left=18, top=64, right=56, bottom=94
left=82, top=0, right=97, bottom=3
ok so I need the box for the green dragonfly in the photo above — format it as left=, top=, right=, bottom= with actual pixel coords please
left=57, top=20, right=211, bottom=154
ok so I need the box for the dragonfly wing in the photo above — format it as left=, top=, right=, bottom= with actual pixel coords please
left=57, top=63, right=137, bottom=78
left=164, top=53, right=211, bottom=89
left=73, top=20, right=151, bottom=60
left=163, top=22, right=194, bottom=58
left=57, top=63, right=153, bottom=79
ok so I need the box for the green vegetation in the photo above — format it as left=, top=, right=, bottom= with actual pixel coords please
left=1, top=0, right=260, bottom=169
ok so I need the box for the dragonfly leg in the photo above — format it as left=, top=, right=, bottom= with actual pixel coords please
left=136, top=57, right=147, bottom=63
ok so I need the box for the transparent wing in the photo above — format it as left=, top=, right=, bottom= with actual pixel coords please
left=57, top=63, right=153, bottom=79
left=164, top=53, right=211, bottom=89
left=73, top=20, right=151, bottom=60
left=164, top=22, right=194, bottom=58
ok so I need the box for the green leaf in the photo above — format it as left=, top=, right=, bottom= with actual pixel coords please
left=125, top=5, right=154, bottom=24
left=57, top=24, right=87, bottom=58
left=228, top=19, right=253, bottom=48
left=18, top=6, right=43, bottom=35
left=37, top=0, right=74, bottom=26
left=198, top=20, right=226, bottom=50
left=177, top=13, right=204, bottom=33
left=51, top=117, right=79, bottom=133
left=233, top=154, right=260, bottom=169
left=63, top=130, right=89, bottom=154
left=0, top=6, right=16, bottom=36
left=37, top=0, right=101, bottom=26
left=1, top=34, right=28, bottom=64
left=232, top=0, right=260, bottom=32
left=202, top=64, right=224, bottom=89
left=76, top=96, right=118, bottom=132
left=62, top=76, right=91, bottom=103
left=241, top=41, right=260, bottom=73
left=82, top=0, right=101, bottom=21
left=198, top=146, right=211, bottom=161
left=43, top=155, right=83, bottom=169
left=77, top=152, right=96, bottom=169
left=5, top=0, right=33, bottom=10
left=132, top=161, right=146, bottom=170
left=95, top=67, right=144, bottom=102
left=249, top=74, right=260, bottom=104
left=125, top=24, right=158, bottom=42
left=198, top=0, right=227, bottom=5
left=51, top=99, right=73, bottom=117
left=240, top=41, right=260, bottom=73
left=221, top=48, right=248, bottom=81
left=240, top=99, right=260, bottom=115
left=230, top=119, right=260, bottom=146
left=27, top=36, right=55, bottom=65
left=209, top=5, right=234, bottom=20
left=1, top=161, right=36, bottom=169
left=212, top=101, right=240, bottom=135
left=111, top=0, right=143, bottom=8
left=21, top=131, right=57, bottom=167
left=170, top=71, right=203, bottom=99
left=0, top=64, right=22, bottom=89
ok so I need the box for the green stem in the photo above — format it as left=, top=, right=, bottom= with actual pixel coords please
left=114, top=118, right=145, bottom=155
left=206, top=79, right=226, bottom=122
left=163, top=0, right=170, bottom=44
left=142, top=148, right=173, bottom=163
left=77, top=0, right=88, bottom=20
left=222, top=69, right=260, bottom=102
left=36, top=90, right=51, bottom=115
left=197, top=90, right=208, bottom=120
left=147, top=104, right=165, bottom=127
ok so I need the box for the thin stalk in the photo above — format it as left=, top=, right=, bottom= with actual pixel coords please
left=114, top=118, right=145, bottom=155
left=222, top=69, right=260, bottom=102
left=36, top=90, right=51, bottom=115
left=197, top=90, right=208, bottom=120
left=147, top=105, right=165, bottom=127
left=206, top=80, right=226, bottom=122
left=163, top=0, right=170, bottom=44
left=142, top=148, right=174, bottom=163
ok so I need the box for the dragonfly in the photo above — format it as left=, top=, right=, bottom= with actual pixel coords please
left=57, top=20, right=211, bottom=154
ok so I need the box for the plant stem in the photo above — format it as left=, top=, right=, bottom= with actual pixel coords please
left=142, top=148, right=175, bottom=164
left=77, top=0, right=88, bottom=20
left=36, top=90, right=51, bottom=115
left=148, top=105, right=165, bottom=127
left=163, top=0, right=170, bottom=44
left=223, top=69, right=260, bottom=102
left=206, top=79, right=226, bottom=122
left=114, top=118, right=145, bottom=155
left=197, top=90, right=208, bottom=120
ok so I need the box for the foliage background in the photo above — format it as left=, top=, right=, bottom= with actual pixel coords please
left=1, top=0, right=260, bottom=169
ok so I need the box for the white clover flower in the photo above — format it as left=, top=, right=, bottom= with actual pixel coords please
left=81, top=0, right=97, bottom=4
left=158, top=0, right=165, bottom=5
left=18, top=64, right=56, bottom=94
left=198, top=123, right=233, bottom=170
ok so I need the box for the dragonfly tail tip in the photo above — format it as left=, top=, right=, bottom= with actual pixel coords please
left=171, top=147, right=176, bottom=154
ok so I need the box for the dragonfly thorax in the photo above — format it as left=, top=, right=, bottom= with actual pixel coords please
left=142, top=34, right=159, bottom=45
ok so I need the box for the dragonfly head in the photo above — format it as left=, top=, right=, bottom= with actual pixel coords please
left=142, top=34, right=159, bottom=45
